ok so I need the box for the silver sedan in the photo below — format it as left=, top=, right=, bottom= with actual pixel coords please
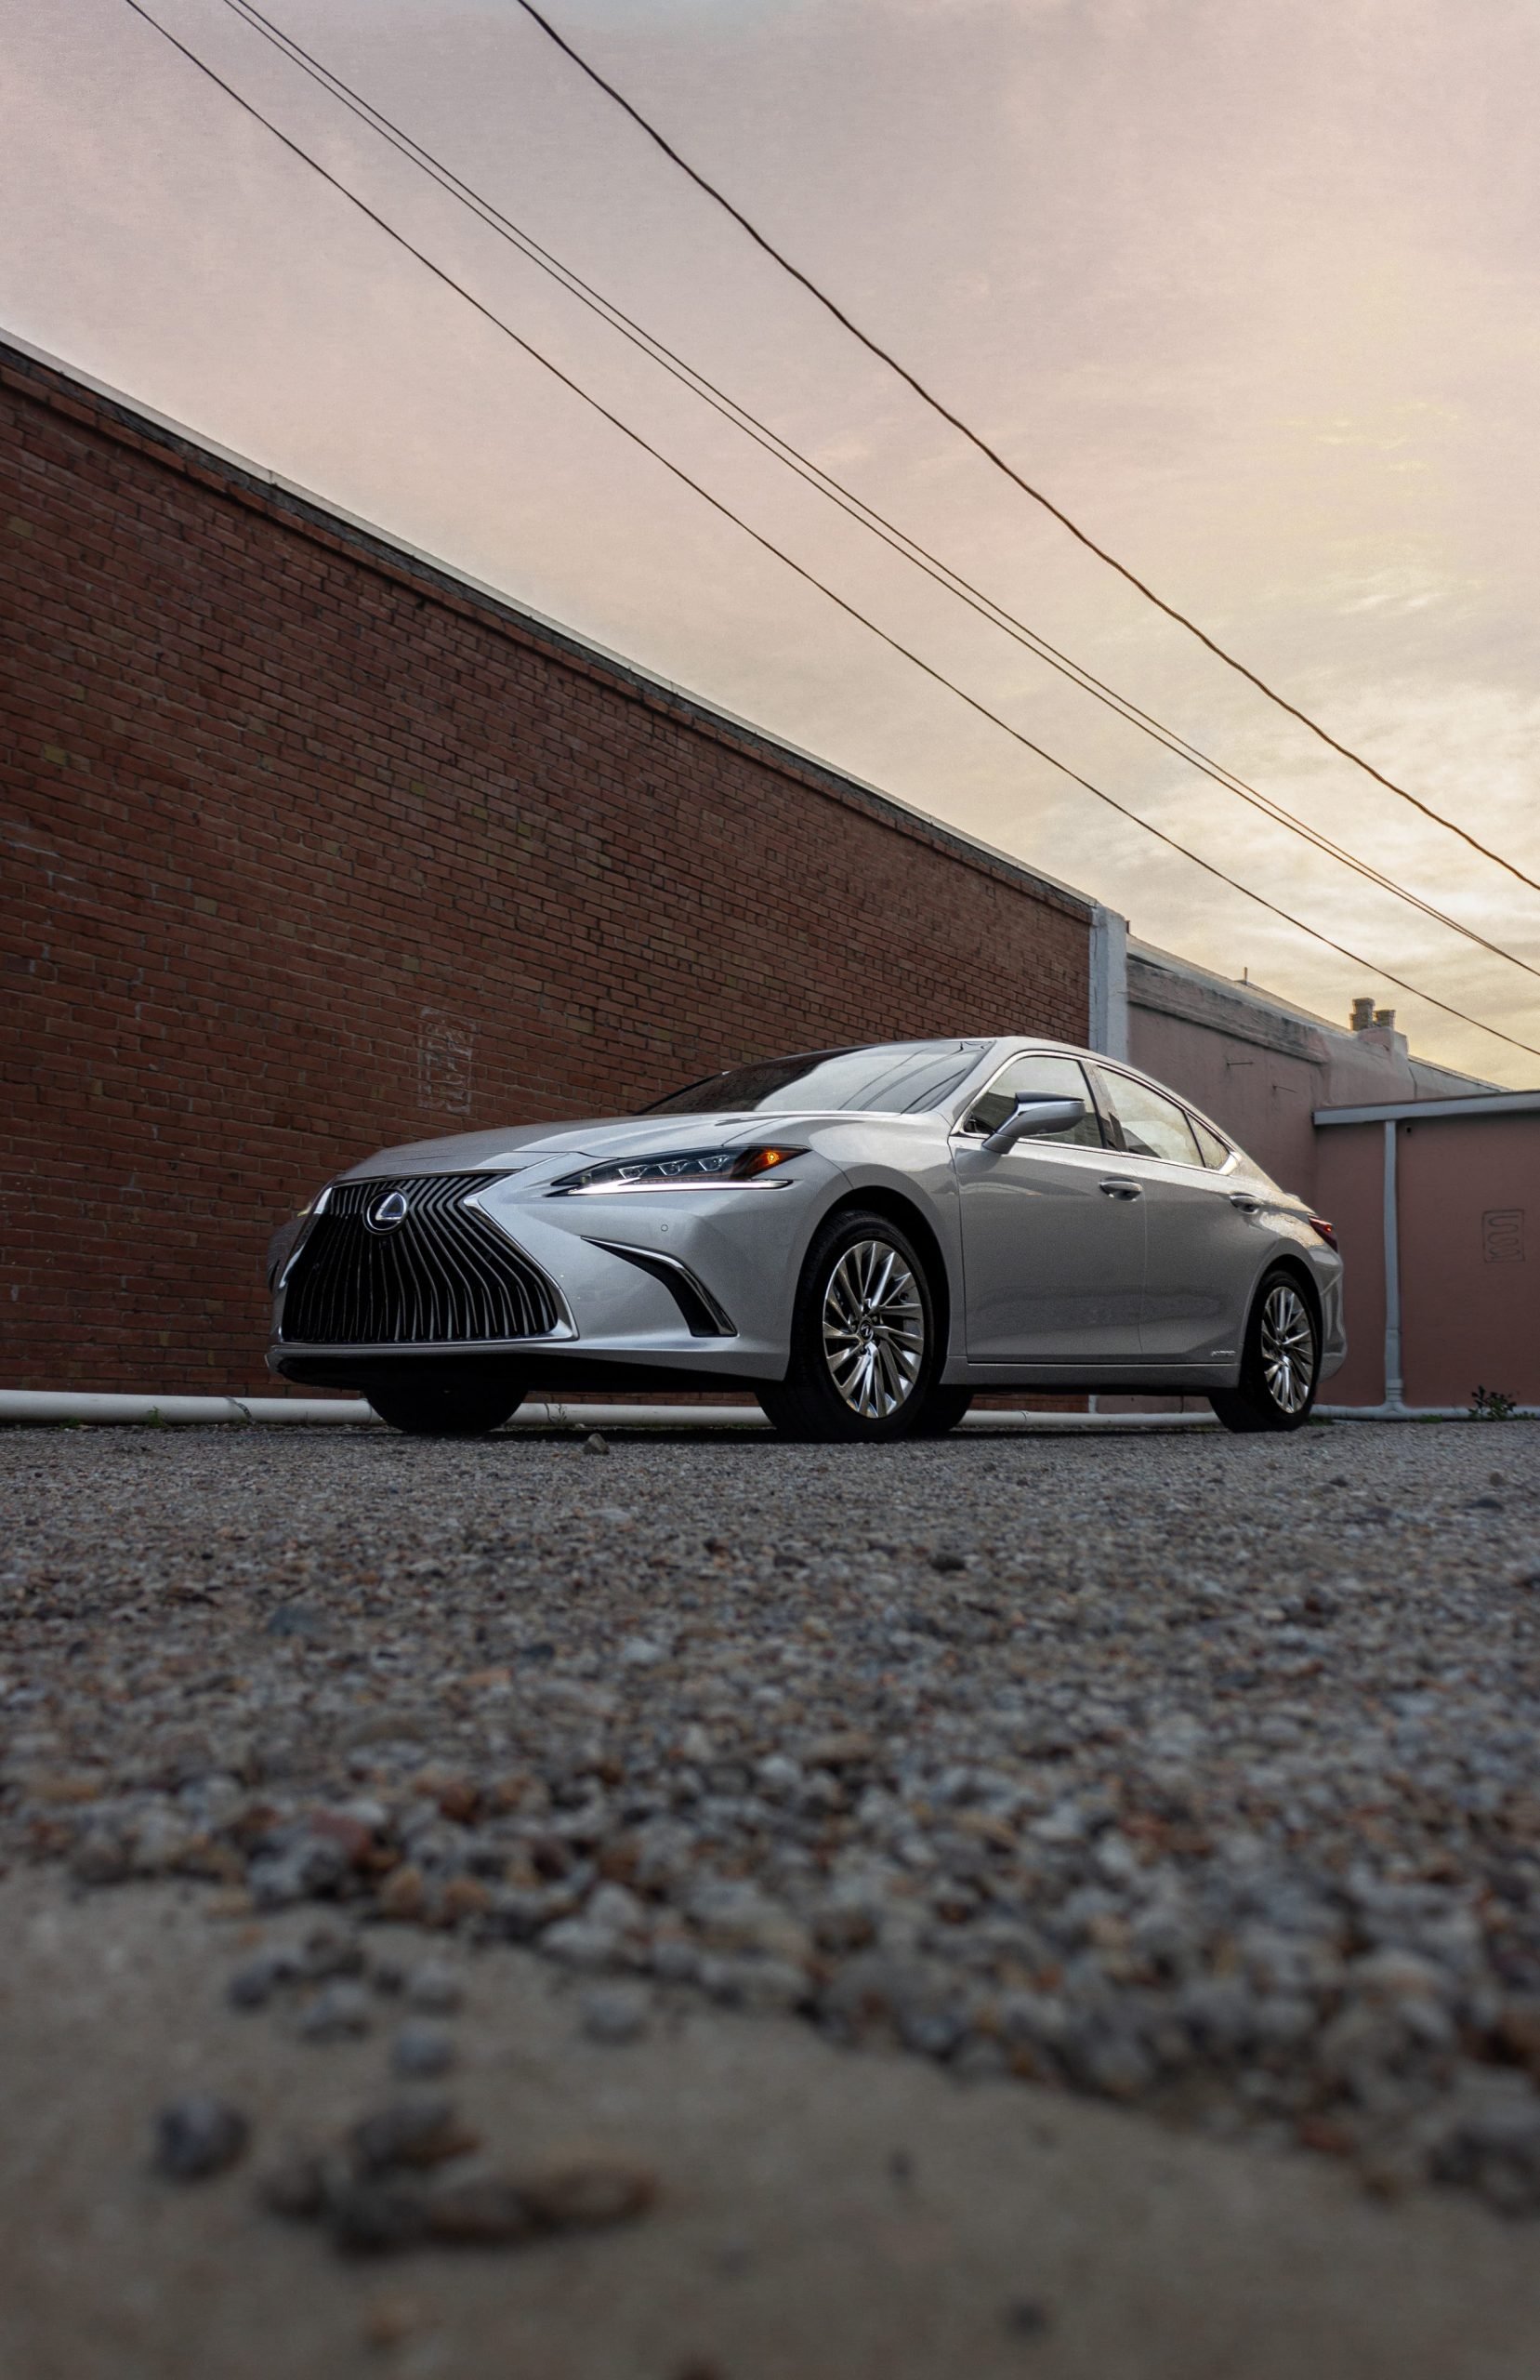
left=267, top=1038, right=1345, bottom=1439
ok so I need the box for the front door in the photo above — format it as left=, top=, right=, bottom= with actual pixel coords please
left=953, top=1054, right=1147, bottom=1361
left=1087, top=1064, right=1261, bottom=1360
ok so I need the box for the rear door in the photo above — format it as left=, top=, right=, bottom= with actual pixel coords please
left=952, top=1053, right=1146, bottom=1360
left=1086, top=1065, right=1261, bottom=1360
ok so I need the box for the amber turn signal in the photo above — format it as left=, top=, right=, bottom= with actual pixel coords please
left=732, top=1146, right=806, bottom=1178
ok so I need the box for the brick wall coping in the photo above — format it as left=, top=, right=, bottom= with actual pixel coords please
left=2, top=327, right=1093, bottom=926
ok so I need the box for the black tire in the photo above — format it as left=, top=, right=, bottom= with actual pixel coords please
left=368, top=1378, right=524, bottom=1438
left=910, top=1385, right=974, bottom=1437
left=1209, top=1267, right=1320, bottom=1435
left=757, top=1209, right=941, bottom=1442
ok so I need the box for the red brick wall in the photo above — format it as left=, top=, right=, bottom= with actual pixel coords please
left=0, top=339, right=1091, bottom=1393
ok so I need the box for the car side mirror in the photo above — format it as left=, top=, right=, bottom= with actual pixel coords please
left=982, top=1093, right=1088, bottom=1154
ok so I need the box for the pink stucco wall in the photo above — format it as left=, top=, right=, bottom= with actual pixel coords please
left=1315, top=1114, right=1540, bottom=1407
left=1397, top=1115, right=1539, bottom=1406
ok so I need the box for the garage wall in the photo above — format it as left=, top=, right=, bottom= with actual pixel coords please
left=0, top=337, right=1091, bottom=1392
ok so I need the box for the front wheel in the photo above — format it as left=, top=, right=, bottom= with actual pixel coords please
left=910, top=1385, right=974, bottom=1437
left=368, top=1378, right=524, bottom=1438
left=757, top=1210, right=941, bottom=1442
left=1209, top=1270, right=1319, bottom=1435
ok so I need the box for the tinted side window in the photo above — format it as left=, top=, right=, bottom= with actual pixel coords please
left=960, top=1055, right=1103, bottom=1146
left=1091, top=1068, right=1203, bottom=1165
left=1190, top=1116, right=1231, bottom=1169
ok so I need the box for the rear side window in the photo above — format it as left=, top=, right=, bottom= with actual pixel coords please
left=960, top=1054, right=1103, bottom=1146
left=1189, top=1116, right=1231, bottom=1169
left=1090, top=1067, right=1204, bottom=1165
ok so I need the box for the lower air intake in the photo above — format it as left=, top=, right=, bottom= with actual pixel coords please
left=281, top=1173, right=559, bottom=1344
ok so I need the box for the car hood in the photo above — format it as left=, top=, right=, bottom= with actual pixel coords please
left=338, top=1112, right=827, bottom=1181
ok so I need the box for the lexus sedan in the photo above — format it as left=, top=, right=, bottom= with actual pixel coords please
left=267, top=1038, right=1344, bottom=1439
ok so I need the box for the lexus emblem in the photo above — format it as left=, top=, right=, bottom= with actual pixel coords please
left=368, top=1189, right=410, bottom=1232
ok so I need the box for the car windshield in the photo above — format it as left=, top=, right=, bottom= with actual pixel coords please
left=641, top=1041, right=991, bottom=1117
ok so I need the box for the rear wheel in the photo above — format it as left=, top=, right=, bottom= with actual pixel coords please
left=1209, top=1270, right=1319, bottom=1435
left=757, top=1210, right=941, bottom=1442
left=368, top=1378, right=523, bottom=1438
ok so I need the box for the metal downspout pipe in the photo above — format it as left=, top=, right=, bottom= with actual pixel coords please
left=1383, top=1117, right=1406, bottom=1413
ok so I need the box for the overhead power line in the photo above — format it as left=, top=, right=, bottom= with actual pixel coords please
left=205, top=0, right=1540, bottom=994
left=115, top=0, right=1540, bottom=1064
left=509, top=0, right=1540, bottom=906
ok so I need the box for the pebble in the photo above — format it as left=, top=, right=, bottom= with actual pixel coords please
left=327, top=2176, right=429, bottom=2255
left=392, top=2022, right=455, bottom=2078
left=350, top=2096, right=479, bottom=2171
left=153, top=2095, right=250, bottom=2180
left=403, top=1961, right=464, bottom=2016
left=517, top=2155, right=659, bottom=2228
left=581, top=1984, right=650, bottom=2043
left=298, top=1981, right=373, bottom=2042
left=8, top=1422, right=1540, bottom=2215
left=423, top=2176, right=534, bottom=2245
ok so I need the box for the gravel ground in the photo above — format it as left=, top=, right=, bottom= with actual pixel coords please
left=4, top=1417, right=1539, bottom=2231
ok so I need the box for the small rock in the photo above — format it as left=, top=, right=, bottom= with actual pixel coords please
left=154, top=2095, right=250, bottom=2180
left=249, top=1836, right=350, bottom=1910
left=392, top=2021, right=455, bottom=2078
left=377, top=1865, right=428, bottom=1924
left=403, top=1961, right=464, bottom=2016
left=799, top=1729, right=876, bottom=1771
left=581, top=1985, right=650, bottom=2044
left=424, top=2177, right=535, bottom=2245
left=299, top=1981, right=374, bottom=2042
left=228, top=1947, right=300, bottom=2009
left=540, top=1919, right=623, bottom=1972
left=518, top=2155, right=657, bottom=2229
left=327, top=2176, right=429, bottom=2255
left=265, top=1603, right=329, bottom=1640
left=351, top=2096, right=478, bottom=2171
left=585, top=1433, right=610, bottom=1455
left=299, top=1920, right=366, bottom=1979
left=71, top=1830, right=132, bottom=1886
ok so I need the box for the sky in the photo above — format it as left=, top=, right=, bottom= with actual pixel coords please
left=4, top=0, right=1539, bottom=1082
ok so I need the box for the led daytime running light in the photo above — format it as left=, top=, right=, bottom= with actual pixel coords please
left=551, top=1145, right=806, bottom=1195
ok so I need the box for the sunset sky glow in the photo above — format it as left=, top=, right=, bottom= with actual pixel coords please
left=5, top=0, right=1538, bottom=1080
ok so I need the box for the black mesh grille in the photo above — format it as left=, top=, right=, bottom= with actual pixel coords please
left=281, top=1173, right=560, bottom=1345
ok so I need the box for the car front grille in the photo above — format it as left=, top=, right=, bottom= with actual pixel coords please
left=280, top=1173, right=561, bottom=1345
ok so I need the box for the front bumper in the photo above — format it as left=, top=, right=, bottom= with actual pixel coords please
left=270, top=1157, right=838, bottom=1387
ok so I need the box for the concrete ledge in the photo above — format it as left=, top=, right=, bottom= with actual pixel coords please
left=0, top=1390, right=1220, bottom=1433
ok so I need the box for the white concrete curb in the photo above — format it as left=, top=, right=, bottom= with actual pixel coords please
left=0, top=1388, right=1224, bottom=1433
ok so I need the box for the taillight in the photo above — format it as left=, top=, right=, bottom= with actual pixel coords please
left=1309, top=1216, right=1338, bottom=1250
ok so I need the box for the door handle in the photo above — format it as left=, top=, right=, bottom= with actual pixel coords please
left=1228, top=1193, right=1263, bottom=1213
left=1099, top=1177, right=1142, bottom=1200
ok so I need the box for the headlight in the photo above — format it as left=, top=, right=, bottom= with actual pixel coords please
left=548, top=1145, right=805, bottom=1195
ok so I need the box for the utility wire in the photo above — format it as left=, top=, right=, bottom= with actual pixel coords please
left=116, top=0, right=1540, bottom=1063
left=510, top=0, right=1540, bottom=905
left=206, top=0, right=1540, bottom=992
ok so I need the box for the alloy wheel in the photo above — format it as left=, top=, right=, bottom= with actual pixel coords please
left=821, top=1238, right=926, bottom=1420
left=1260, top=1283, right=1315, bottom=1413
